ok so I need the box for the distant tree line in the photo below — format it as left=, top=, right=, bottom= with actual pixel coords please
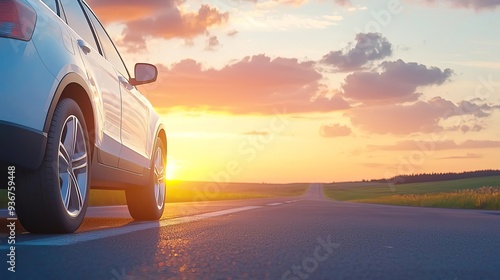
left=369, top=169, right=500, bottom=185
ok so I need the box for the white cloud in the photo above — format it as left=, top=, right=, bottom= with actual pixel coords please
left=234, top=12, right=342, bottom=30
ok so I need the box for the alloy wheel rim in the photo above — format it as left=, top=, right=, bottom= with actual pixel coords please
left=58, top=115, right=88, bottom=217
left=154, top=147, right=166, bottom=210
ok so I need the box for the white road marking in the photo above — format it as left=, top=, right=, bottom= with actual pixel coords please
left=0, top=195, right=307, bottom=246
left=3, top=206, right=262, bottom=247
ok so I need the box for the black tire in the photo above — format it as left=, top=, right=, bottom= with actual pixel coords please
left=126, top=137, right=166, bottom=220
left=16, top=99, right=91, bottom=233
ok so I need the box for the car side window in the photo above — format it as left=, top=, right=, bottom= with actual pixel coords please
left=61, top=0, right=99, bottom=52
left=41, top=0, right=58, bottom=14
left=82, top=4, right=130, bottom=78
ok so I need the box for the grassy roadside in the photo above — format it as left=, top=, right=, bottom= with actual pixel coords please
left=88, top=181, right=307, bottom=206
left=323, top=176, right=500, bottom=210
left=352, top=187, right=500, bottom=210
left=0, top=181, right=308, bottom=208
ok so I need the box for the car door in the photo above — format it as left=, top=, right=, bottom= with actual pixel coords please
left=117, top=80, right=151, bottom=173
left=81, top=3, right=151, bottom=173
left=62, top=0, right=122, bottom=166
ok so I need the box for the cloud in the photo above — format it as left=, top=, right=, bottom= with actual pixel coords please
left=347, top=5, right=368, bottom=12
left=250, top=0, right=351, bottom=7
left=205, top=36, right=220, bottom=51
left=319, top=124, right=352, bottom=137
left=447, top=123, right=485, bottom=133
left=255, top=0, right=308, bottom=9
left=370, top=140, right=500, bottom=151
left=320, top=34, right=493, bottom=136
left=122, top=5, right=228, bottom=50
left=244, top=0, right=351, bottom=8
left=227, top=30, right=239, bottom=37
left=347, top=100, right=442, bottom=134
left=335, top=0, right=352, bottom=6
left=346, top=97, right=494, bottom=135
left=437, top=153, right=482, bottom=159
left=237, top=13, right=342, bottom=30
left=86, top=0, right=169, bottom=22
left=408, top=0, right=500, bottom=11
left=321, top=33, right=392, bottom=72
left=461, top=124, right=484, bottom=133
left=144, top=54, right=350, bottom=114
left=341, top=59, right=453, bottom=104
left=86, top=0, right=228, bottom=50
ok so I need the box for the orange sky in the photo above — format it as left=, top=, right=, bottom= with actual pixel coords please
left=87, top=0, right=500, bottom=183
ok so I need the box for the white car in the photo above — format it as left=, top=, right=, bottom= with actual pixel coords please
left=0, top=0, right=167, bottom=233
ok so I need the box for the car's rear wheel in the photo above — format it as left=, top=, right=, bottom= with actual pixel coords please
left=126, top=137, right=166, bottom=220
left=17, top=99, right=90, bottom=233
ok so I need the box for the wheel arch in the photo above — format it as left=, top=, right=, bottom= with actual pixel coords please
left=150, top=123, right=167, bottom=180
left=44, top=73, right=97, bottom=158
left=157, top=126, right=167, bottom=155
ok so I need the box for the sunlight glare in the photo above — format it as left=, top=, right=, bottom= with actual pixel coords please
left=166, top=156, right=176, bottom=180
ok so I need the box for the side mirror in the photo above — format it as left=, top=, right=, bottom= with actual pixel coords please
left=130, top=63, right=158, bottom=86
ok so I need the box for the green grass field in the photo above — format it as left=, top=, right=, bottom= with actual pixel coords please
left=323, top=176, right=500, bottom=210
left=0, top=181, right=308, bottom=208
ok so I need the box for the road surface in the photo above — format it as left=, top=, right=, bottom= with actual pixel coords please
left=1, top=184, right=500, bottom=279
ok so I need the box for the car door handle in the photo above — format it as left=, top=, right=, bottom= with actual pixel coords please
left=77, top=39, right=91, bottom=54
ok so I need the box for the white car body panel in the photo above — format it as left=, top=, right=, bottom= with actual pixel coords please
left=74, top=38, right=123, bottom=166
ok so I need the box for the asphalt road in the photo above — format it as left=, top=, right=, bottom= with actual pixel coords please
left=1, top=184, right=500, bottom=279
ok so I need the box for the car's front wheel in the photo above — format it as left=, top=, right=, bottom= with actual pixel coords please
left=126, top=137, right=166, bottom=220
left=16, top=99, right=91, bottom=233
